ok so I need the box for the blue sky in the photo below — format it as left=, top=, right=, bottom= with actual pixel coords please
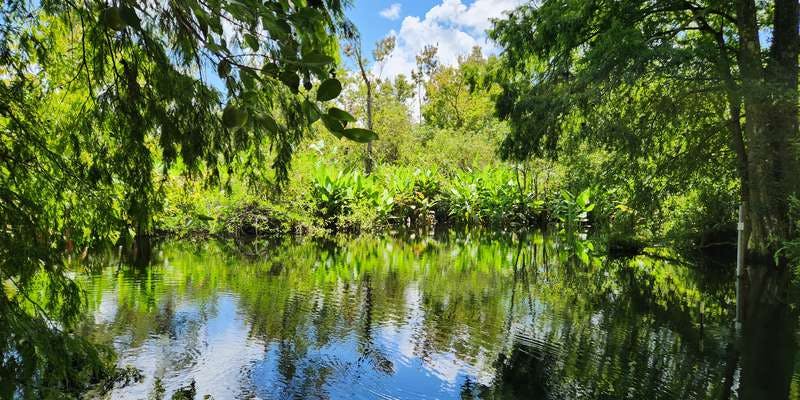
left=343, top=0, right=524, bottom=78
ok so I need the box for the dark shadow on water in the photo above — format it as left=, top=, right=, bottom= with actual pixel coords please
left=737, top=267, right=798, bottom=400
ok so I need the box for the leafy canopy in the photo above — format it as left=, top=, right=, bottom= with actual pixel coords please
left=0, top=0, right=373, bottom=395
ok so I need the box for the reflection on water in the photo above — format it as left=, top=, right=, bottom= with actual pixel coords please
left=74, top=233, right=794, bottom=399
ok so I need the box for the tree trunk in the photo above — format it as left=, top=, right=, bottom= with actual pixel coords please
left=365, top=80, right=374, bottom=175
left=706, top=23, right=753, bottom=251
left=357, top=56, right=374, bottom=175
left=736, top=0, right=799, bottom=259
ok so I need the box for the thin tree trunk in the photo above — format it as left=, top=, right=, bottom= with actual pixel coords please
left=701, top=19, right=753, bottom=252
left=365, top=80, right=374, bottom=174
left=356, top=56, right=374, bottom=175
left=418, top=83, right=422, bottom=123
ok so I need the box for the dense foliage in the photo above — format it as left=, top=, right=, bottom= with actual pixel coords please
left=2, top=0, right=798, bottom=396
left=0, top=0, right=377, bottom=394
left=489, top=0, right=799, bottom=259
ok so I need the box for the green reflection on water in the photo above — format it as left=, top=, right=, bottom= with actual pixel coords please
left=73, top=233, right=762, bottom=399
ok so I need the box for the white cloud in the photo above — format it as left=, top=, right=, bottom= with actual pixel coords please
left=379, top=3, right=402, bottom=20
left=376, top=0, right=523, bottom=79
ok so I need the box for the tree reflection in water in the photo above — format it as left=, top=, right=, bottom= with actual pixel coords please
left=65, top=233, right=800, bottom=399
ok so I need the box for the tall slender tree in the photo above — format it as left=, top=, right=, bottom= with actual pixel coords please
left=344, top=34, right=395, bottom=174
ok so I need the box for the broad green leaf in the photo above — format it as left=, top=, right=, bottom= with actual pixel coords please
left=263, top=17, right=290, bottom=39
left=205, top=39, right=226, bottom=54
left=262, top=62, right=279, bottom=77
left=577, top=188, right=590, bottom=206
left=279, top=70, right=300, bottom=93
left=303, top=51, right=335, bottom=66
left=321, top=114, right=344, bottom=138
left=196, top=214, right=214, bottom=221
left=243, top=33, right=259, bottom=51
left=101, top=7, right=125, bottom=31
left=241, top=69, right=257, bottom=90
left=327, top=107, right=355, bottom=123
left=303, top=99, right=321, bottom=124
left=119, top=6, right=140, bottom=29
left=209, top=17, right=223, bottom=35
left=260, top=114, right=279, bottom=133
left=341, top=128, right=378, bottom=143
left=316, top=78, right=342, bottom=101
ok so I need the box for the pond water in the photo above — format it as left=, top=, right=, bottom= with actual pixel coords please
left=75, top=233, right=790, bottom=399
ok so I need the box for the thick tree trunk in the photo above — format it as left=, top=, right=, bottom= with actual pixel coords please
left=736, top=0, right=799, bottom=259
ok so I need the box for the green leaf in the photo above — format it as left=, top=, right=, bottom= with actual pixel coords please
left=316, top=78, right=342, bottom=101
left=217, top=59, right=231, bottom=78
left=321, top=114, right=344, bottom=138
left=119, top=6, right=140, bottom=29
left=243, top=69, right=260, bottom=90
left=303, top=99, right=321, bottom=124
left=577, top=188, right=591, bottom=206
left=258, top=114, right=279, bottom=133
left=263, top=17, right=290, bottom=40
left=196, top=214, right=214, bottom=221
left=327, top=107, right=355, bottom=123
left=210, top=17, right=223, bottom=35
left=101, top=7, right=125, bottom=31
left=341, top=128, right=378, bottom=143
left=303, top=51, right=335, bottom=66
left=279, top=70, right=300, bottom=93
left=262, top=62, right=279, bottom=77
left=243, top=33, right=259, bottom=51
left=205, top=39, right=227, bottom=54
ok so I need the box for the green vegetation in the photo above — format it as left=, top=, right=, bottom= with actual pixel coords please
left=1, top=0, right=798, bottom=397
left=153, top=49, right=576, bottom=238
left=1, top=0, right=365, bottom=395
left=489, top=0, right=799, bottom=260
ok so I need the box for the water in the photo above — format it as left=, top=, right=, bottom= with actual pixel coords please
left=75, top=233, right=778, bottom=399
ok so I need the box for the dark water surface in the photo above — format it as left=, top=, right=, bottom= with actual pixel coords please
left=75, top=233, right=795, bottom=399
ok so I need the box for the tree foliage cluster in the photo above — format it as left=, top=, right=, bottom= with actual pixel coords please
left=0, top=0, right=374, bottom=394
left=489, top=0, right=799, bottom=259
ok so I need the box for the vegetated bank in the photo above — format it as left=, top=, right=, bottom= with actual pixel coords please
left=155, top=51, right=748, bottom=261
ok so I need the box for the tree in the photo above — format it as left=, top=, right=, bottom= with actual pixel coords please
left=412, top=44, right=439, bottom=121
left=416, top=44, right=440, bottom=78
left=491, top=0, right=799, bottom=261
left=344, top=35, right=395, bottom=174
left=0, top=0, right=361, bottom=394
left=393, top=74, right=415, bottom=103
left=422, top=47, right=499, bottom=132
left=411, top=69, right=425, bottom=119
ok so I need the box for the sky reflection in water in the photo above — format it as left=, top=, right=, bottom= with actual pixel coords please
left=79, top=234, right=739, bottom=399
